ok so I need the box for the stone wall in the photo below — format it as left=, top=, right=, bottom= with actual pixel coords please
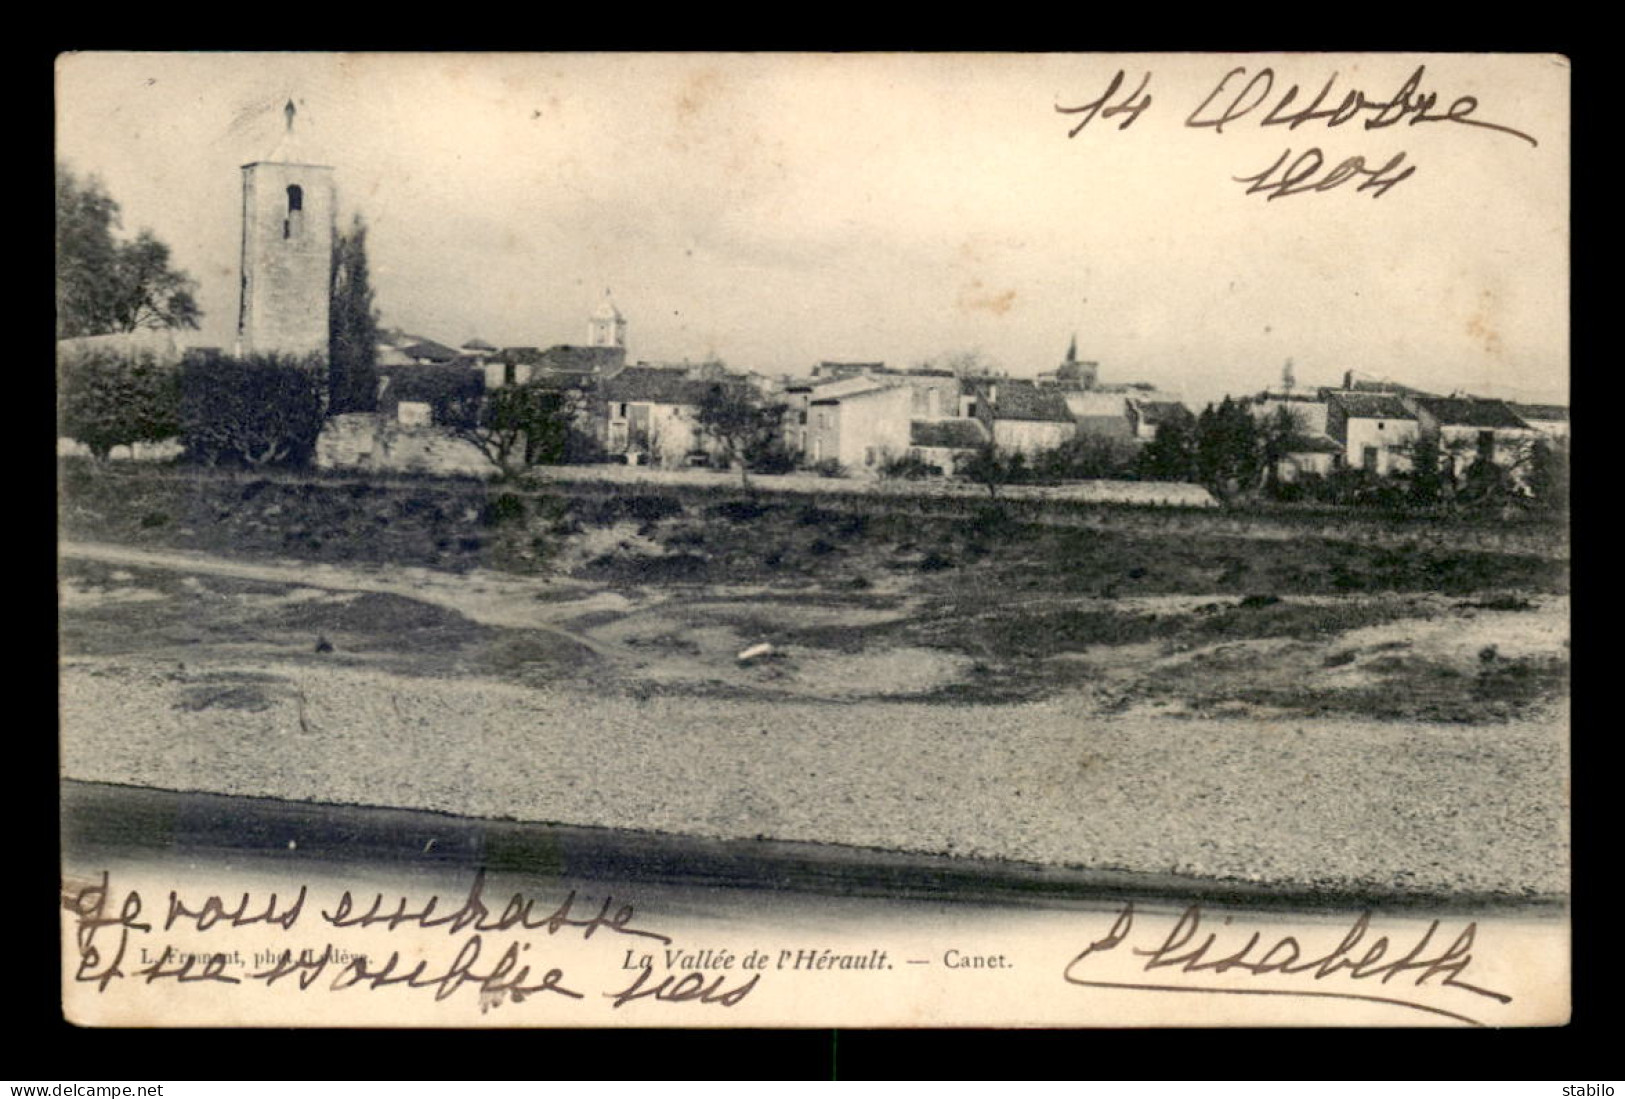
left=315, top=414, right=490, bottom=476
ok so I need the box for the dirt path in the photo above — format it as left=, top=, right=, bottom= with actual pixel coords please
left=59, top=540, right=645, bottom=662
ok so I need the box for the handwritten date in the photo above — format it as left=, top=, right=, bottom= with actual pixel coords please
left=1234, top=147, right=1416, bottom=201
left=1057, top=64, right=1537, bottom=203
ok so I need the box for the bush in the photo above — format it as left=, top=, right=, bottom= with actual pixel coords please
left=623, top=494, right=685, bottom=522
left=179, top=352, right=326, bottom=468
left=745, top=439, right=797, bottom=475
left=807, top=458, right=847, bottom=479
left=563, top=427, right=608, bottom=465
left=713, top=499, right=770, bottom=522
left=57, top=350, right=181, bottom=460
left=878, top=453, right=939, bottom=480
left=480, top=492, right=527, bottom=526
left=1032, top=435, right=1140, bottom=481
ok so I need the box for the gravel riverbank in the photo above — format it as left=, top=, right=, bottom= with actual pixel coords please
left=59, top=657, right=1568, bottom=899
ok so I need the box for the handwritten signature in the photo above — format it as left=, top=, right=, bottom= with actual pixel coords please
left=1063, top=902, right=1512, bottom=1026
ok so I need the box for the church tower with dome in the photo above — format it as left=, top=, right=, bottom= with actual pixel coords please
left=587, top=288, right=627, bottom=350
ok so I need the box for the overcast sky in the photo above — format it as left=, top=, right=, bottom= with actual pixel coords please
left=55, top=52, right=1569, bottom=407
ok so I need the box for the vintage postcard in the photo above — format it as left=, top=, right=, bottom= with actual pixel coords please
left=56, top=51, right=1570, bottom=1028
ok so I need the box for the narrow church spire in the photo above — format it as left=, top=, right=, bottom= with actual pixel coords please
left=1066, top=333, right=1078, bottom=364
left=1282, top=357, right=1296, bottom=391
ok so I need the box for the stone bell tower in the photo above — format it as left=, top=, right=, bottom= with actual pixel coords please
left=236, top=99, right=335, bottom=360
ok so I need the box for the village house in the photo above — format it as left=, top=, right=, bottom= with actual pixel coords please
left=1275, top=435, right=1345, bottom=481
left=397, top=337, right=461, bottom=366
left=811, top=360, right=888, bottom=381
left=1324, top=391, right=1419, bottom=476
left=1123, top=396, right=1190, bottom=443
left=1061, top=390, right=1133, bottom=440
left=1250, top=389, right=1331, bottom=438
left=802, top=379, right=917, bottom=472
left=1410, top=395, right=1542, bottom=476
left=785, top=370, right=961, bottom=469
left=489, top=344, right=625, bottom=390
left=906, top=417, right=989, bottom=474
left=1508, top=402, right=1569, bottom=441
left=962, top=378, right=1077, bottom=455
left=595, top=366, right=725, bottom=467
left=372, top=361, right=480, bottom=427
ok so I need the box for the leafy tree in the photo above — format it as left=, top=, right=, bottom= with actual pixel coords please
left=1193, top=398, right=1263, bottom=500
left=1459, top=455, right=1520, bottom=512
left=1137, top=410, right=1197, bottom=481
left=1402, top=434, right=1447, bottom=506
left=436, top=380, right=585, bottom=479
left=1032, top=434, right=1140, bottom=482
left=1521, top=437, right=1569, bottom=515
left=919, top=348, right=999, bottom=377
left=1256, top=405, right=1311, bottom=492
left=1437, top=435, right=1479, bottom=495
left=328, top=215, right=380, bottom=414
left=958, top=441, right=1024, bottom=500
left=178, top=353, right=326, bottom=467
left=57, top=350, right=181, bottom=461
left=56, top=163, right=201, bottom=338
left=695, top=384, right=789, bottom=486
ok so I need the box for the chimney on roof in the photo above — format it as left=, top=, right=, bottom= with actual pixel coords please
left=1343, top=369, right=1354, bottom=390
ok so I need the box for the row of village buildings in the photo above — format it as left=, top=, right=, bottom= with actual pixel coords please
left=364, top=318, right=1569, bottom=482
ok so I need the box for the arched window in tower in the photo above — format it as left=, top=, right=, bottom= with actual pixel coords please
left=284, top=185, right=305, bottom=240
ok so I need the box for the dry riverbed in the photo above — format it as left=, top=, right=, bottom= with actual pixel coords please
left=58, top=544, right=1569, bottom=899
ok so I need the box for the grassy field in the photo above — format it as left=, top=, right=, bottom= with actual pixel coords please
left=58, top=461, right=1569, bottom=723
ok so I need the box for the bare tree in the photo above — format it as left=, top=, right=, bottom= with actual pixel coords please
left=696, top=384, right=789, bottom=487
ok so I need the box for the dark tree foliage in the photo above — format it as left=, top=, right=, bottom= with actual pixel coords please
left=695, top=384, right=790, bottom=485
left=1256, top=405, right=1314, bottom=492
left=1031, top=434, right=1141, bottom=482
left=1403, top=434, right=1447, bottom=505
left=878, top=452, right=940, bottom=480
left=328, top=215, right=380, bottom=414
left=1193, top=397, right=1263, bottom=499
left=57, top=351, right=181, bottom=461
left=1459, top=455, right=1520, bottom=511
left=1137, top=412, right=1198, bottom=481
left=178, top=353, right=327, bottom=468
left=1521, top=438, right=1569, bottom=516
left=56, top=163, right=201, bottom=338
